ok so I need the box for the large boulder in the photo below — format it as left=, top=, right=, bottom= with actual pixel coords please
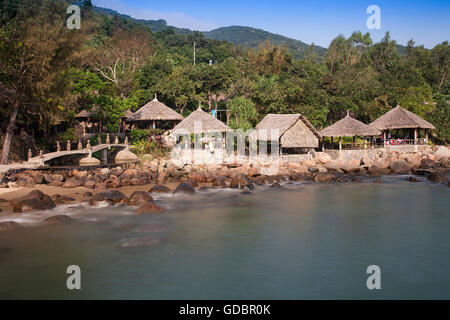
left=180, top=179, right=198, bottom=188
left=314, top=152, right=332, bottom=164
left=84, top=180, right=96, bottom=189
left=135, top=202, right=164, bottom=214
left=253, top=175, right=271, bottom=185
left=43, top=215, right=74, bottom=225
left=148, top=184, right=170, bottom=194
left=428, top=173, right=448, bottom=184
left=432, top=146, right=450, bottom=161
left=52, top=194, right=75, bottom=205
left=62, top=177, right=82, bottom=188
left=312, top=172, right=337, bottom=183
left=0, top=221, right=25, bottom=232
left=92, top=190, right=126, bottom=204
left=128, top=191, right=153, bottom=206
left=389, top=160, right=410, bottom=174
left=230, top=174, right=255, bottom=190
left=31, top=172, right=45, bottom=184
left=368, top=166, right=391, bottom=176
left=173, top=183, right=196, bottom=195
left=289, top=173, right=311, bottom=182
left=110, top=166, right=124, bottom=177
left=420, top=158, right=436, bottom=169
left=12, top=190, right=56, bottom=213
left=404, top=153, right=422, bottom=168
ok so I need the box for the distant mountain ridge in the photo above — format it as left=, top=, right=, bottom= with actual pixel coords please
left=92, top=6, right=326, bottom=59
left=203, top=26, right=326, bottom=59
left=92, top=5, right=407, bottom=59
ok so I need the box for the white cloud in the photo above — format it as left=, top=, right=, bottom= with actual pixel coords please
left=92, top=0, right=218, bottom=31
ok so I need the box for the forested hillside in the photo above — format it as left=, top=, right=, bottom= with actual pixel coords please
left=0, top=0, right=449, bottom=163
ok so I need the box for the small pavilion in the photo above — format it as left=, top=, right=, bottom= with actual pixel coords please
left=75, top=106, right=105, bottom=135
left=252, top=114, right=321, bottom=155
left=126, top=95, right=183, bottom=130
left=369, top=105, right=435, bottom=145
left=173, top=104, right=231, bottom=148
left=319, top=111, right=381, bottom=150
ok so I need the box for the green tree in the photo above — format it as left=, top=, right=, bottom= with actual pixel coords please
left=0, top=0, right=88, bottom=163
left=228, top=97, right=258, bottom=130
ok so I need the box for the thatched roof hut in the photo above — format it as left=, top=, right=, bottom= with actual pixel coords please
left=173, top=105, right=231, bottom=134
left=320, top=112, right=381, bottom=137
left=75, top=106, right=104, bottom=119
left=369, top=105, right=435, bottom=130
left=252, top=114, right=321, bottom=148
left=127, top=96, right=183, bottom=122
left=121, top=109, right=133, bottom=119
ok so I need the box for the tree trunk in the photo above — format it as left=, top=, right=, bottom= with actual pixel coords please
left=1, top=101, right=20, bottom=165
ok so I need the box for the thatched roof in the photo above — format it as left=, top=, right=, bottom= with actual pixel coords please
left=369, top=105, right=435, bottom=130
left=75, top=106, right=104, bottom=118
left=121, top=109, right=133, bottom=118
left=127, top=96, right=183, bottom=122
left=173, top=105, right=231, bottom=134
left=320, top=112, right=381, bottom=137
left=253, top=114, right=321, bottom=140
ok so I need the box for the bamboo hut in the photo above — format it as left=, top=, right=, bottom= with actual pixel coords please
left=173, top=105, right=231, bottom=149
left=369, top=105, right=435, bottom=145
left=126, top=95, right=183, bottom=130
left=319, top=112, right=381, bottom=150
left=252, top=114, right=321, bottom=154
left=75, top=106, right=105, bottom=135
left=173, top=105, right=231, bottom=134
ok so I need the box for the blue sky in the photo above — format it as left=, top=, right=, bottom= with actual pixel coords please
left=92, top=0, right=450, bottom=48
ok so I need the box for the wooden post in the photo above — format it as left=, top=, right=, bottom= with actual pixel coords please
left=414, top=128, right=418, bottom=151
left=67, top=140, right=71, bottom=151
left=339, top=137, right=342, bottom=150
left=383, top=131, right=387, bottom=146
left=331, top=136, right=334, bottom=150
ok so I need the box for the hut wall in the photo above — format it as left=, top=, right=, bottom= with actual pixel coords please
left=281, top=119, right=318, bottom=148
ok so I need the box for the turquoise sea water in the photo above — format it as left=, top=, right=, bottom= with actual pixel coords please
left=0, top=177, right=449, bottom=299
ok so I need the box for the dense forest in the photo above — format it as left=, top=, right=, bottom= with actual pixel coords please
left=0, top=0, right=449, bottom=164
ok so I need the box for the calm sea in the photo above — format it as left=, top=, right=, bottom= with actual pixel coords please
left=0, top=176, right=449, bottom=299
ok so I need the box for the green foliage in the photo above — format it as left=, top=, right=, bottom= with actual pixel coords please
left=130, top=129, right=150, bottom=142
left=57, top=128, right=77, bottom=142
left=1, top=0, right=449, bottom=163
left=228, top=97, right=258, bottom=130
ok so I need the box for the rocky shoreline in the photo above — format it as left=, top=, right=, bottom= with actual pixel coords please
left=0, top=146, right=449, bottom=232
